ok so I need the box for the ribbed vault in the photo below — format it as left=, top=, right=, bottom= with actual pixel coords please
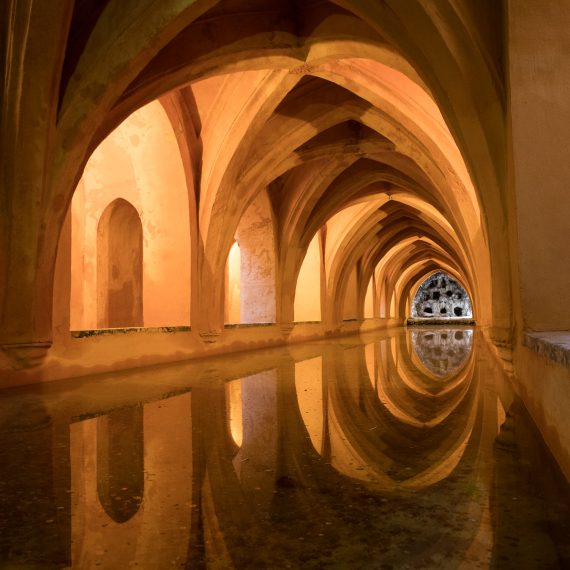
left=0, top=0, right=508, bottom=368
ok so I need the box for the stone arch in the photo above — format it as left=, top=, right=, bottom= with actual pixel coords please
left=1, top=2, right=511, bottom=364
left=97, top=199, right=143, bottom=328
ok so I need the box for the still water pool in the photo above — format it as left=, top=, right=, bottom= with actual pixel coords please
left=0, top=327, right=569, bottom=569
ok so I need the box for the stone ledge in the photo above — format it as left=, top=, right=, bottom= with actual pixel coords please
left=71, top=326, right=191, bottom=338
left=407, top=318, right=475, bottom=326
left=224, top=322, right=275, bottom=329
left=523, top=331, right=570, bottom=369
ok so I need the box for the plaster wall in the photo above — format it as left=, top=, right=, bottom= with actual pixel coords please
left=364, top=277, right=374, bottom=318
left=70, top=101, right=191, bottom=330
left=508, top=1, right=570, bottom=330
left=512, top=345, right=570, bottom=481
left=294, top=234, right=322, bottom=322
left=226, top=242, right=241, bottom=324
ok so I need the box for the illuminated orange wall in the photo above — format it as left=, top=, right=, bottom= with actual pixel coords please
left=294, top=234, right=322, bottom=322
left=70, top=101, right=191, bottom=329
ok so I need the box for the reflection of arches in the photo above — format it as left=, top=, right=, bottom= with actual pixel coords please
left=411, top=271, right=473, bottom=319
left=97, top=199, right=143, bottom=328
left=97, top=406, right=144, bottom=523
left=324, top=341, right=479, bottom=488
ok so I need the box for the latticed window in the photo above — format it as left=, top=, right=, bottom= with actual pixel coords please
left=411, top=272, right=473, bottom=319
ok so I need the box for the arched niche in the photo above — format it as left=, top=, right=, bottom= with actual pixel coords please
left=411, top=271, right=473, bottom=319
left=97, top=199, right=143, bottom=328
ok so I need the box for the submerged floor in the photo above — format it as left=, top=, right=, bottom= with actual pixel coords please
left=0, top=327, right=569, bottom=569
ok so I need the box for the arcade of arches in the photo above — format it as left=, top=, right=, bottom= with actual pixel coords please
left=2, top=1, right=570, bottom=485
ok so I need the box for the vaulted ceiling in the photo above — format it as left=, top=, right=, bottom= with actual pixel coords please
left=1, top=0, right=509, bottom=346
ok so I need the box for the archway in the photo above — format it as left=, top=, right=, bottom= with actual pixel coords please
left=411, top=271, right=473, bottom=320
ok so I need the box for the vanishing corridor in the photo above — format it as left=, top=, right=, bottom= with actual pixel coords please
left=3, top=2, right=570, bottom=567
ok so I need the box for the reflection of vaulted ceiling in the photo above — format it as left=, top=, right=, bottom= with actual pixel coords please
left=291, top=334, right=479, bottom=490
left=181, top=63, right=480, bottom=321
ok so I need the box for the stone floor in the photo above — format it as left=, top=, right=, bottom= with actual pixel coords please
left=0, top=327, right=568, bottom=569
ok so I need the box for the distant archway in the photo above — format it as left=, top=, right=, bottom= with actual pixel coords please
left=97, top=199, right=143, bottom=328
left=411, top=272, right=473, bottom=319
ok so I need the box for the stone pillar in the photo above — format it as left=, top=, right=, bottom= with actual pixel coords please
left=0, top=2, right=72, bottom=368
left=235, top=191, right=277, bottom=324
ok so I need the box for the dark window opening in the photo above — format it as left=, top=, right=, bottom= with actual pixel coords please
left=411, top=271, right=473, bottom=320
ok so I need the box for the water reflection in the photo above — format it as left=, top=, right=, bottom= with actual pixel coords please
left=71, top=394, right=193, bottom=569
left=411, top=328, right=473, bottom=378
left=0, top=328, right=568, bottom=569
left=295, top=332, right=477, bottom=489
